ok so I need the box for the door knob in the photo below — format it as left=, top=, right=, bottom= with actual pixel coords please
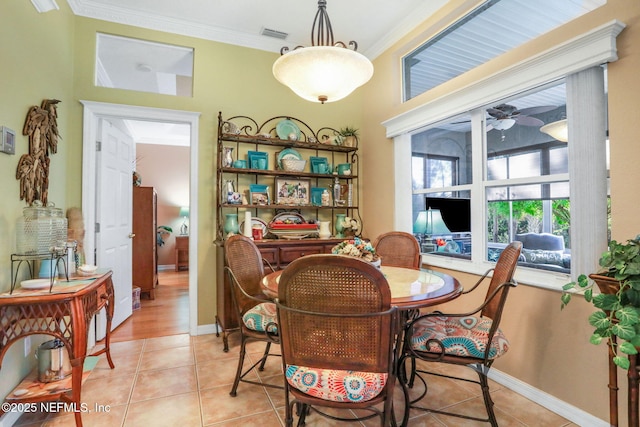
left=129, top=233, right=136, bottom=238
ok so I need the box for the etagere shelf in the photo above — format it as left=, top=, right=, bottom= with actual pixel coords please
left=214, top=112, right=362, bottom=350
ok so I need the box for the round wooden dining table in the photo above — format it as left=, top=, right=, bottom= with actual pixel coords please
left=261, top=265, right=463, bottom=311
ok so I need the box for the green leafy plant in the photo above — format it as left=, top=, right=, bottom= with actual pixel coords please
left=156, top=225, right=173, bottom=246
left=339, top=126, right=359, bottom=137
left=560, top=237, right=640, bottom=369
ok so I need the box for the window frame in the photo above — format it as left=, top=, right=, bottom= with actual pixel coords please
left=385, top=21, right=623, bottom=291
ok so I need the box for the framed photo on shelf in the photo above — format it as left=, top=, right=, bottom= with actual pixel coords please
left=250, top=191, right=269, bottom=205
left=275, top=177, right=310, bottom=205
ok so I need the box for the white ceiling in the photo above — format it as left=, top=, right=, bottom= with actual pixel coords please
left=65, top=0, right=449, bottom=59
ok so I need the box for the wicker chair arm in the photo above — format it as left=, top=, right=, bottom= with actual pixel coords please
left=262, top=258, right=276, bottom=273
left=461, top=268, right=495, bottom=295
left=407, top=280, right=517, bottom=324
left=224, top=265, right=272, bottom=304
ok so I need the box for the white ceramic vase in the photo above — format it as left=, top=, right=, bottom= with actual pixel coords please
left=318, top=221, right=331, bottom=239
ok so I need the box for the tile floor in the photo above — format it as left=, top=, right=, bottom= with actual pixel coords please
left=14, top=332, right=578, bottom=426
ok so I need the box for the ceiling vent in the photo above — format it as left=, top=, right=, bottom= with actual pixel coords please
left=261, top=28, right=288, bottom=40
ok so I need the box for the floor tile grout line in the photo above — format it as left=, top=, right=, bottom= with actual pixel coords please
left=121, top=337, right=146, bottom=427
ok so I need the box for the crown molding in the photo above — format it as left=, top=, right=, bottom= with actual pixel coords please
left=30, top=0, right=59, bottom=13
left=66, top=0, right=286, bottom=53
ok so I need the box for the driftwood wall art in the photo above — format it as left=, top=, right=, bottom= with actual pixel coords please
left=16, top=99, right=61, bottom=205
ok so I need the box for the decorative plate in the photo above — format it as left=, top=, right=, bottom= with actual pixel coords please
left=277, top=148, right=303, bottom=169
left=269, top=212, right=306, bottom=226
left=240, top=218, right=268, bottom=235
left=21, top=278, right=55, bottom=290
left=276, top=119, right=301, bottom=140
left=278, top=233, right=315, bottom=240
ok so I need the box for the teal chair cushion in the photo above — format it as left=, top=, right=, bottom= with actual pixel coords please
left=242, top=302, right=277, bottom=333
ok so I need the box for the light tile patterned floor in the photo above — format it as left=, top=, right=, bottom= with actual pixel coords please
left=14, top=333, right=578, bottom=426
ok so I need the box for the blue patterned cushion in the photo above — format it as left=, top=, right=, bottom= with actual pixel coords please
left=242, top=302, right=278, bottom=333
left=285, top=365, right=387, bottom=403
left=410, top=315, right=509, bottom=359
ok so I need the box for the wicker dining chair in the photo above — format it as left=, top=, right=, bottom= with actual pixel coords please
left=224, top=234, right=281, bottom=397
left=399, top=241, right=522, bottom=427
left=373, top=231, right=421, bottom=269
left=276, top=254, right=399, bottom=427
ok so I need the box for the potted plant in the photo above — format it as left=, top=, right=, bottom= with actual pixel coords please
left=339, top=126, right=359, bottom=147
left=560, top=236, right=640, bottom=369
left=156, top=225, right=173, bottom=246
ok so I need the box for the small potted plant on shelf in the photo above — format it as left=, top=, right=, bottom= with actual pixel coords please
left=338, top=126, right=359, bottom=147
left=560, top=236, right=640, bottom=369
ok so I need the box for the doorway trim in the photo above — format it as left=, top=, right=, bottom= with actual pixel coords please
left=80, top=100, right=200, bottom=336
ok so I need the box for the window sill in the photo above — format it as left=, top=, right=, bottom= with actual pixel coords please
left=421, top=253, right=570, bottom=292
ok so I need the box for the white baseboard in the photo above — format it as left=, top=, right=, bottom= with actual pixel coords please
left=157, top=264, right=174, bottom=271
left=489, top=368, right=608, bottom=426
left=196, top=323, right=220, bottom=335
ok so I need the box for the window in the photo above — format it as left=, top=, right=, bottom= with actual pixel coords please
left=402, top=0, right=605, bottom=101
left=95, top=33, right=194, bottom=97
left=411, top=82, right=576, bottom=272
left=387, top=19, right=620, bottom=289
left=411, top=114, right=473, bottom=256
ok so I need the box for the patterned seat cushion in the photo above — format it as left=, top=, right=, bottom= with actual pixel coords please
left=242, top=302, right=277, bottom=333
left=410, top=315, right=509, bottom=359
left=285, top=365, right=387, bottom=403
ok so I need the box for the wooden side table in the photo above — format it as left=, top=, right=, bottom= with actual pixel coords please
left=175, top=235, right=189, bottom=271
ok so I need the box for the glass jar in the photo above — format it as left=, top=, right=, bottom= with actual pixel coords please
left=16, top=203, right=49, bottom=254
left=46, top=203, right=68, bottom=249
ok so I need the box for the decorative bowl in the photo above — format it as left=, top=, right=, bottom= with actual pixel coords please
left=78, top=264, right=98, bottom=275
left=282, top=159, right=307, bottom=172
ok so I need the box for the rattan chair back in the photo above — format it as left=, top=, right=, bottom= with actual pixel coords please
left=224, top=234, right=267, bottom=316
left=481, top=241, right=522, bottom=320
left=277, top=254, right=395, bottom=373
left=223, top=234, right=280, bottom=397
left=373, top=231, right=421, bottom=269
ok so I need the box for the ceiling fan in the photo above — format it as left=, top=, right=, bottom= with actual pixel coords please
left=486, top=103, right=555, bottom=131
left=485, top=103, right=556, bottom=141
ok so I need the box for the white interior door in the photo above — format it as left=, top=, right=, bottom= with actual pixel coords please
left=95, top=119, right=134, bottom=336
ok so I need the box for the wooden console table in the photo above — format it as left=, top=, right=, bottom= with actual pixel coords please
left=175, top=235, right=189, bottom=271
left=0, top=271, right=115, bottom=427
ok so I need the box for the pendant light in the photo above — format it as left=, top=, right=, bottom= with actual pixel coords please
left=272, top=0, right=374, bottom=104
left=540, top=119, right=568, bottom=142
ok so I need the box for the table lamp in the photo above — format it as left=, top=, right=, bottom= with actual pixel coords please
left=414, top=208, right=451, bottom=252
left=179, top=206, right=189, bottom=235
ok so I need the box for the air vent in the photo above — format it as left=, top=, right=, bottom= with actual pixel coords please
left=261, top=28, right=288, bottom=40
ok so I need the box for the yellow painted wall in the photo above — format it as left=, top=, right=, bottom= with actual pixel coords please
left=0, top=0, right=76, bottom=404
left=359, top=0, right=640, bottom=423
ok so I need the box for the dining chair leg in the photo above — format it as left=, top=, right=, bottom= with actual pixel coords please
left=478, top=369, right=498, bottom=427
left=258, top=341, right=271, bottom=371
left=297, top=403, right=309, bottom=426
left=229, top=336, right=248, bottom=396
